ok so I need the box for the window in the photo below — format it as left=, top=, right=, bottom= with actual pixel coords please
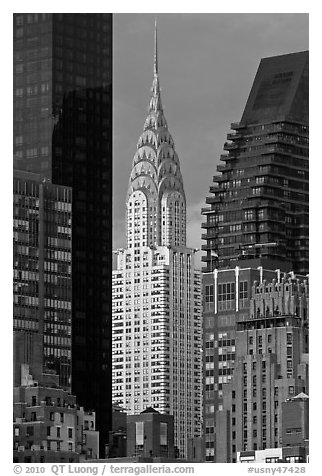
left=253, top=187, right=262, bottom=195
left=57, top=427, right=61, bottom=438
left=160, top=422, right=168, bottom=446
left=68, top=442, right=73, bottom=452
left=16, top=15, right=23, bottom=25
left=50, top=412, right=54, bottom=421
left=239, top=281, right=248, bottom=300
left=218, top=282, right=235, bottom=311
left=136, top=421, right=144, bottom=446
left=205, top=285, right=214, bottom=311
left=14, top=427, right=20, bottom=437
left=244, top=210, right=254, bottom=220
left=68, top=428, right=73, bottom=439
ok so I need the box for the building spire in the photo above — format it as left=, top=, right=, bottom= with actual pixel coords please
left=154, top=18, right=158, bottom=76
left=127, top=18, right=186, bottom=248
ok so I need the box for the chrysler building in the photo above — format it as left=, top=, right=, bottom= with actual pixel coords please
left=112, top=23, right=202, bottom=458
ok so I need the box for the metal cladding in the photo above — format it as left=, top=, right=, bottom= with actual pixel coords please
left=126, top=22, right=186, bottom=248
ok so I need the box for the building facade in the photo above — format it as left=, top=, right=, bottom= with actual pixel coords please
left=237, top=444, right=309, bottom=464
left=13, top=170, right=72, bottom=390
left=13, top=13, right=113, bottom=456
left=201, top=51, right=309, bottom=462
left=237, top=392, right=309, bottom=465
left=282, top=392, right=309, bottom=449
left=201, top=51, right=309, bottom=275
left=203, top=264, right=283, bottom=461
left=215, top=276, right=309, bottom=462
left=112, top=24, right=202, bottom=458
left=127, top=408, right=175, bottom=459
left=13, top=372, right=99, bottom=463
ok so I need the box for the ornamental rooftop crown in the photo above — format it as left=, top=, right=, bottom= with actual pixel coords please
left=126, top=21, right=186, bottom=249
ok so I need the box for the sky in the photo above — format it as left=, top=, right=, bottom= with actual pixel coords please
left=113, top=13, right=309, bottom=264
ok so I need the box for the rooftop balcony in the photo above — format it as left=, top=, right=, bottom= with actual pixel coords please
left=201, top=207, right=212, bottom=214
left=220, top=153, right=238, bottom=162
left=209, top=184, right=219, bottom=193
left=220, top=153, right=229, bottom=161
left=201, top=232, right=218, bottom=240
left=217, top=163, right=232, bottom=173
left=212, top=174, right=225, bottom=183
left=201, top=243, right=217, bottom=251
left=201, top=221, right=208, bottom=228
left=223, top=141, right=239, bottom=151
left=227, top=132, right=242, bottom=141
left=206, top=195, right=223, bottom=205
left=230, top=122, right=244, bottom=130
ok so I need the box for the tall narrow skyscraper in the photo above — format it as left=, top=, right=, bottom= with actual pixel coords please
left=112, top=23, right=202, bottom=458
left=13, top=13, right=113, bottom=457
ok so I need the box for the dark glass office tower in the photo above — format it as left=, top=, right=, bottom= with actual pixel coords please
left=202, top=51, right=309, bottom=275
left=13, top=170, right=72, bottom=390
left=13, top=13, right=113, bottom=457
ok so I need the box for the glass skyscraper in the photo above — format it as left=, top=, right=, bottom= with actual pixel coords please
left=13, top=13, right=113, bottom=457
left=202, top=51, right=309, bottom=275
left=13, top=170, right=72, bottom=390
